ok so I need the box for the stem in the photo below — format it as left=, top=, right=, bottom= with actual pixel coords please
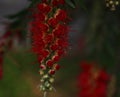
left=44, top=92, right=47, bottom=97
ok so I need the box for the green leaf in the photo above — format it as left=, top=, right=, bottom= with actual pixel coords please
left=65, top=0, right=76, bottom=8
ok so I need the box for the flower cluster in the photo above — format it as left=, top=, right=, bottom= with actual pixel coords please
left=30, top=0, right=69, bottom=92
left=78, top=61, right=110, bottom=97
left=105, top=0, right=119, bottom=11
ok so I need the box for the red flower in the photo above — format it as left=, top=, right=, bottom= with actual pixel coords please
left=78, top=72, right=91, bottom=88
left=40, top=64, right=46, bottom=70
left=49, top=70, right=55, bottom=75
left=51, top=44, right=59, bottom=51
left=46, top=60, right=53, bottom=67
left=53, top=55, right=60, bottom=62
left=97, top=70, right=110, bottom=82
left=37, top=3, right=52, bottom=14
left=79, top=88, right=91, bottom=97
left=57, top=50, right=64, bottom=56
left=41, top=50, right=49, bottom=58
left=37, top=55, right=44, bottom=63
left=48, top=17, right=58, bottom=28
left=54, top=64, right=60, bottom=70
left=53, top=24, right=68, bottom=37
left=33, top=13, right=46, bottom=21
left=55, top=9, right=68, bottom=21
left=32, top=32, right=44, bottom=40
left=57, top=39, right=68, bottom=48
left=78, top=61, right=110, bottom=97
left=94, top=84, right=107, bottom=97
left=34, top=49, right=49, bottom=57
left=37, top=22, right=49, bottom=32
left=45, top=34, right=53, bottom=44
left=32, top=39, right=45, bottom=49
left=31, top=21, right=49, bottom=32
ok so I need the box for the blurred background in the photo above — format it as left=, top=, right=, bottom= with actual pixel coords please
left=0, top=0, right=120, bottom=97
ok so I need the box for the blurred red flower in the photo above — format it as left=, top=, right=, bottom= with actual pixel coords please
left=55, top=9, right=68, bottom=21
left=37, top=3, right=51, bottom=14
left=78, top=61, right=110, bottom=97
left=48, top=17, right=58, bottom=28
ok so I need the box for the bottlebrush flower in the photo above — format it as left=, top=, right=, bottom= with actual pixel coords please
left=37, top=55, right=44, bottom=63
left=46, top=60, right=53, bottom=67
left=53, top=24, right=68, bottom=38
left=55, top=9, right=68, bottom=21
left=44, top=34, right=53, bottom=44
left=51, top=44, right=59, bottom=51
left=32, top=33, right=44, bottom=41
left=30, top=0, right=70, bottom=92
left=49, top=70, right=55, bottom=75
left=33, top=13, right=46, bottom=21
left=78, top=61, right=110, bottom=97
left=48, top=17, right=58, bottom=28
left=35, top=22, right=49, bottom=32
left=57, top=39, right=68, bottom=48
left=94, top=83, right=107, bottom=97
left=57, top=49, right=65, bottom=56
left=54, top=64, right=60, bottom=70
left=78, top=72, right=91, bottom=88
left=97, top=70, right=110, bottom=82
left=37, top=3, right=52, bottom=14
left=40, top=50, right=49, bottom=58
left=53, top=55, right=61, bottom=62
left=40, top=64, right=46, bottom=70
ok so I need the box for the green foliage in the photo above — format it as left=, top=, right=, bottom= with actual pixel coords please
left=0, top=51, right=35, bottom=97
left=65, top=0, right=76, bottom=8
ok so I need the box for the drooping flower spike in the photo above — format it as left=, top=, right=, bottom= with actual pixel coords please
left=30, top=0, right=70, bottom=93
